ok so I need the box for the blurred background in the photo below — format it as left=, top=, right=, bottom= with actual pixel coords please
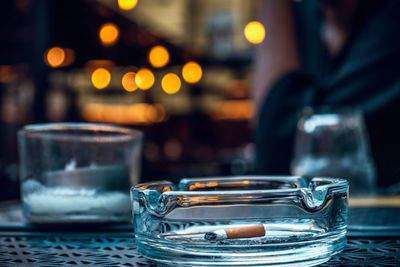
left=0, top=0, right=266, bottom=200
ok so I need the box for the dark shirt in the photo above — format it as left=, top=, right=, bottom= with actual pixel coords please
left=255, top=0, right=400, bottom=186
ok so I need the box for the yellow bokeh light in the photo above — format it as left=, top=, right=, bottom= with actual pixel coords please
left=121, top=72, right=138, bottom=92
left=118, top=0, right=138, bottom=10
left=91, top=68, right=111, bottom=89
left=244, top=21, right=265, bottom=44
left=135, top=68, right=154, bottom=90
left=99, top=23, right=119, bottom=46
left=45, top=47, right=65, bottom=67
left=148, top=45, right=169, bottom=68
left=161, top=73, right=181, bottom=95
left=182, top=61, right=202, bottom=83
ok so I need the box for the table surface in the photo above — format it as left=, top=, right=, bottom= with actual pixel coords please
left=1, top=201, right=400, bottom=266
left=0, top=231, right=399, bottom=266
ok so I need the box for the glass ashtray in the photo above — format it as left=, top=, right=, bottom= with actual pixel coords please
left=131, top=176, right=348, bottom=266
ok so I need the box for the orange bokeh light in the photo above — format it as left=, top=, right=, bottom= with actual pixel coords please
left=148, top=45, right=169, bottom=68
left=135, top=68, right=154, bottom=90
left=0, top=65, right=16, bottom=83
left=122, top=72, right=138, bottom=92
left=91, top=68, right=111, bottom=89
left=45, top=47, right=65, bottom=67
left=99, top=23, right=119, bottom=46
left=161, top=73, right=181, bottom=95
left=182, top=61, right=202, bottom=83
left=211, top=100, right=254, bottom=120
left=62, top=48, right=76, bottom=66
left=81, top=103, right=167, bottom=125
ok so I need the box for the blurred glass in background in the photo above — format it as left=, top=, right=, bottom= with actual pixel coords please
left=291, top=108, right=376, bottom=196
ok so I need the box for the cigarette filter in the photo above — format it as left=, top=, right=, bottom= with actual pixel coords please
left=205, top=224, right=266, bottom=241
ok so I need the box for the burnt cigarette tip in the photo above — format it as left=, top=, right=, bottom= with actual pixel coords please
left=204, top=232, right=217, bottom=240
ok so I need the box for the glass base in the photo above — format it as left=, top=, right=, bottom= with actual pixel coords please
left=136, top=232, right=346, bottom=266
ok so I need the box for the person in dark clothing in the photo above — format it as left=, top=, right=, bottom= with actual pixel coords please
left=254, top=0, right=400, bottom=187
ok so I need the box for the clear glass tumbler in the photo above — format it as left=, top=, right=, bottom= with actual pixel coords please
left=291, top=107, right=376, bottom=196
left=18, top=123, right=143, bottom=224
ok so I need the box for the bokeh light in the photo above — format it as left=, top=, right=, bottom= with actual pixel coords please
left=91, top=68, right=111, bottom=89
left=182, top=61, right=202, bottom=83
left=99, top=23, right=119, bottom=46
left=244, top=21, right=265, bottom=44
left=81, top=103, right=167, bottom=125
left=148, top=45, right=169, bottom=68
left=161, top=73, right=181, bottom=95
left=135, top=68, right=154, bottom=90
left=45, top=47, right=65, bottom=67
left=118, top=0, right=138, bottom=10
left=122, top=72, right=138, bottom=92
left=62, top=48, right=76, bottom=67
left=0, top=65, right=16, bottom=83
left=211, top=100, right=254, bottom=120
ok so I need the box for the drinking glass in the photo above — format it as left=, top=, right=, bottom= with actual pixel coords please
left=18, top=123, right=143, bottom=223
left=291, top=107, right=376, bottom=196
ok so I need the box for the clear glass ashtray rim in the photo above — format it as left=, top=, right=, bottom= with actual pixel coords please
left=131, top=176, right=348, bottom=214
left=131, top=176, right=349, bottom=196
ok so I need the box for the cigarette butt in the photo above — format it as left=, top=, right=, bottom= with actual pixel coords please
left=204, top=224, right=266, bottom=241
left=225, top=224, right=265, bottom=239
